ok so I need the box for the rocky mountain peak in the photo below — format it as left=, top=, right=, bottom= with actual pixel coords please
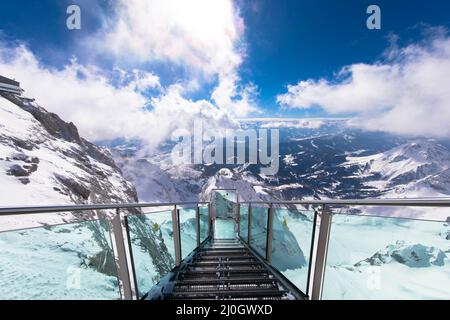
left=0, top=92, right=138, bottom=206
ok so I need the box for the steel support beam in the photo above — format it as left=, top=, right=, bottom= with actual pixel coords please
left=311, top=205, right=333, bottom=300
left=111, top=209, right=134, bottom=300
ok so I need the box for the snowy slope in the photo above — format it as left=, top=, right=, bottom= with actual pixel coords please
left=0, top=93, right=139, bottom=229
left=341, top=140, right=450, bottom=196
left=112, top=153, right=203, bottom=203
left=322, top=215, right=450, bottom=299
left=0, top=92, right=176, bottom=300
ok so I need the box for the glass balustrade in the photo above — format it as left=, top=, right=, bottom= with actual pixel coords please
left=199, top=205, right=209, bottom=243
left=1, top=200, right=449, bottom=301
left=239, top=204, right=249, bottom=243
left=249, top=205, right=269, bottom=259
left=178, top=207, right=197, bottom=260
left=126, top=210, right=176, bottom=299
left=322, top=212, right=450, bottom=300
left=213, top=190, right=237, bottom=239
left=271, top=207, right=316, bottom=295
left=0, top=218, right=120, bottom=300
left=214, top=190, right=237, bottom=219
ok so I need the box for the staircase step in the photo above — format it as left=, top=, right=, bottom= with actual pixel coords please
left=181, top=270, right=272, bottom=281
left=193, top=255, right=255, bottom=261
left=177, top=277, right=277, bottom=285
left=191, top=261, right=262, bottom=267
left=148, top=238, right=293, bottom=300
left=173, top=282, right=280, bottom=293
left=167, top=288, right=287, bottom=300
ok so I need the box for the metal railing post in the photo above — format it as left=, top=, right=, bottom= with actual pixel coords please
left=237, top=202, right=241, bottom=237
left=266, top=204, right=275, bottom=263
left=247, top=203, right=252, bottom=244
left=208, top=202, right=213, bottom=239
left=172, top=205, right=182, bottom=266
left=111, top=209, right=134, bottom=300
left=305, top=209, right=318, bottom=298
left=311, top=205, right=333, bottom=300
left=196, top=206, right=200, bottom=247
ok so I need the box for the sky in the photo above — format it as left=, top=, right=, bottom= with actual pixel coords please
left=0, top=0, right=449, bottom=150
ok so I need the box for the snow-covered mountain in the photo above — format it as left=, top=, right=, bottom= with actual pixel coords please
left=112, top=124, right=450, bottom=203
left=0, top=92, right=174, bottom=300
left=340, top=140, right=450, bottom=198
left=0, top=92, right=138, bottom=209
left=1, top=89, right=449, bottom=300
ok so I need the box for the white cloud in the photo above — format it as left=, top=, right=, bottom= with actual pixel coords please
left=90, top=0, right=244, bottom=77
left=0, top=42, right=237, bottom=151
left=88, top=0, right=257, bottom=118
left=277, top=34, right=450, bottom=137
left=259, top=119, right=326, bottom=129
left=127, top=69, right=161, bottom=92
left=211, top=72, right=259, bottom=117
left=0, top=0, right=257, bottom=152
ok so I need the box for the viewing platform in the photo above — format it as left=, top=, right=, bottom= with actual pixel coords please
left=0, top=191, right=449, bottom=300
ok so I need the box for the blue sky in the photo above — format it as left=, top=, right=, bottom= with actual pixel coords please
left=1, top=0, right=449, bottom=115
left=240, top=0, right=450, bottom=116
left=0, top=0, right=450, bottom=147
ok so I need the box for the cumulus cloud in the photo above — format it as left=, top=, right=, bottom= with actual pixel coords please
left=277, top=34, right=450, bottom=137
left=87, top=0, right=256, bottom=118
left=0, top=42, right=237, bottom=151
left=0, top=1, right=258, bottom=152
left=89, top=0, right=244, bottom=77
left=211, top=72, right=259, bottom=117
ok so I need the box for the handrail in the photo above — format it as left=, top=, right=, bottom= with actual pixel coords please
left=240, top=198, right=450, bottom=207
left=1, top=197, right=449, bottom=301
left=1, top=198, right=449, bottom=216
left=0, top=202, right=209, bottom=216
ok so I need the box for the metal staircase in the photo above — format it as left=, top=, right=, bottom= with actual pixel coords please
left=143, top=190, right=305, bottom=300
left=153, top=239, right=295, bottom=300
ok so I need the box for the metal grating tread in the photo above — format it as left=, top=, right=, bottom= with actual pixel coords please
left=162, top=239, right=289, bottom=300
left=177, top=277, right=277, bottom=285
left=167, top=288, right=287, bottom=300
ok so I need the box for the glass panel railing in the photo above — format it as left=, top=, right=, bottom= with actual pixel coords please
left=0, top=219, right=120, bottom=300
left=249, top=205, right=269, bottom=259
left=271, top=207, right=315, bottom=294
left=126, top=210, right=176, bottom=298
left=214, top=190, right=237, bottom=219
left=214, top=218, right=237, bottom=239
left=239, top=204, right=249, bottom=243
left=199, top=205, right=209, bottom=243
left=322, top=213, right=450, bottom=300
left=178, top=207, right=197, bottom=260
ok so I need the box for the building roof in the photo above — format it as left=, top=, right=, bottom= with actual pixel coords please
left=0, top=75, right=20, bottom=87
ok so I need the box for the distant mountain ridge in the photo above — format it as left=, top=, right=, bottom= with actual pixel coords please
left=112, top=121, right=450, bottom=206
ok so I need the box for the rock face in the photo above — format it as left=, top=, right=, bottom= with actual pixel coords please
left=0, top=92, right=138, bottom=206
left=0, top=91, right=176, bottom=294
left=126, top=215, right=175, bottom=284
left=0, top=92, right=140, bottom=282
left=355, top=241, right=447, bottom=268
